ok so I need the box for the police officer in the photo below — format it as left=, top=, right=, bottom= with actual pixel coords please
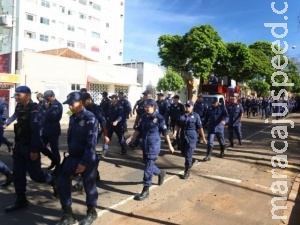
left=156, top=93, right=168, bottom=122
left=126, top=99, right=174, bottom=201
left=227, top=96, right=243, bottom=147
left=0, top=160, right=13, bottom=187
left=107, top=94, right=127, bottom=155
left=99, top=91, right=110, bottom=120
left=117, top=91, right=132, bottom=133
left=203, top=97, right=229, bottom=161
left=130, top=90, right=153, bottom=149
left=5, top=86, right=56, bottom=213
left=56, top=92, right=98, bottom=225
left=173, top=100, right=207, bottom=179
left=41, top=90, right=63, bottom=171
left=36, top=93, right=44, bottom=108
left=194, top=94, right=208, bottom=122
left=261, top=96, right=269, bottom=119
left=208, top=72, right=218, bottom=84
left=133, top=95, right=143, bottom=115
left=167, top=95, right=185, bottom=149
left=0, top=98, right=13, bottom=151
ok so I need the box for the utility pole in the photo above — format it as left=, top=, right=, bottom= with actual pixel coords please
left=10, top=0, right=16, bottom=74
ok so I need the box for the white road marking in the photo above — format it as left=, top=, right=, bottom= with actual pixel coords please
left=199, top=174, right=242, bottom=183
left=255, top=184, right=272, bottom=191
left=242, top=123, right=274, bottom=140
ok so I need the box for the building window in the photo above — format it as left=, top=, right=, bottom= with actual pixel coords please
left=40, top=34, right=49, bottom=42
left=25, top=13, right=36, bottom=21
left=93, top=3, right=101, bottom=11
left=120, top=14, right=123, bottom=18
left=106, top=23, right=109, bottom=28
left=119, top=52, right=122, bottom=56
left=121, top=2, right=123, bottom=6
left=77, top=42, right=85, bottom=49
left=24, top=31, right=36, bottom=39
left=79, top=0, right=86, bottom=5
left=68, top=10, right=75, bottom=16
left=120, top=39, right=122, bottom=43
left=107, top=56, right=111, bottom=60
left=79, top=13, right=86, bottom=19
left=91, top=46, right=99, bottom=52
left=67, top=25, right=75, bottom=31
left=52, top=19, right=56, bottom=23
left=41, top=0, right=50, bottom=8
left=77, top=27, right=86, bottom=35
left=59, top=6, right=65, bottom=13
left=91, top=31, right=100, bottom=39
left=71, top=84, right=81, bottom=91
left=40, top=17, right=50, bottom=25
left=67, top=41, right=75, bottom=47
left=52, top=3, right=57, bottom=7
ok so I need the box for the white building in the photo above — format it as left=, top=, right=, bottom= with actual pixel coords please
left=16, top=50, right=139, bottom=118
left=0, top=0, right=125, bottom=64
left=119, top=62, right=166, bottom=94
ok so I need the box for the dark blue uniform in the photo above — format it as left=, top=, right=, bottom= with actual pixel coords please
left=208, top=76, right=218, bottom=84
left=118, top=98, right=132, bottom=132
left=204, top=104, right=229, bottom=158
left=135, top=111, right=168, bottom=186
left=167, top=102, right=185, bottom=147
left=57, top=109, right=98, bottom=207
left=41, top=99, right=63, bottom=165
left=227, top=103, right=243, bottom=145
left=193, top=100, right=208, bottom=122
left=156, top=99, right=168, bottom=120
left=12, top=103, right=52, bottom=197
left=99, top=97, right=111, bottom=119
left=177, top=112, right=202, bottom=169
left=107, top=102, right=126, bottom=153
left=261, top=98, right=270, bottom=119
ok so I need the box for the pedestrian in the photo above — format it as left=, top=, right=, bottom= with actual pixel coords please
left=5, top=86, right=56, bottom=213
left=106, top=94, right=127, bottom=155
left=0, top=98, right=13, bottom=151
left=99, top=91, right=110, bottom=120
left=167, top=95, right=185, bottom=149
left=203, top=97, right=229, bottom=161
left=126, top=99, right=174, bottom=200
left=57, top=91, right=99, bottom=225
left=41, top=90, right=63, bottom=171
left=227, top=96, right=243, bottom=147
left=173, top=100, right=207, bottom=179
left=208, top=72, right=218, bottom=84
left=129, top=90, right=153, bottom=150
left=117, top=92, right=132, bottom=133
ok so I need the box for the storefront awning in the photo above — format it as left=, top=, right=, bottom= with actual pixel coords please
left=87, top=75, right=141, bottom=86
left=0, top=73, right=20, bottom=83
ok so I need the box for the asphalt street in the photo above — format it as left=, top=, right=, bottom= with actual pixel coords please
left=0, top=112, right=299, bottom=225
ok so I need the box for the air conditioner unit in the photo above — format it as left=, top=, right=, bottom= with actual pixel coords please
left=0, top=15, right=13, bottom=27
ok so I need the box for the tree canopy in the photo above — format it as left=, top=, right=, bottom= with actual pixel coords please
left=156, top=68, right=184, bottom=92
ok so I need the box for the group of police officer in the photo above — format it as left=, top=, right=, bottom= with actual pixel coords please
left=0, top=84, right=296, bottom=224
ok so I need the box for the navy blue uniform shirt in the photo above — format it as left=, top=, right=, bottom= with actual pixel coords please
left=168, top=103, right=185, bottom=121
left=204, top=104, right=229, bottom=133
left=194, top=100, right=208, bottom=119
left=86, top=103, right=107, bottom=128
left=43, top=99, right=63, bottom=136
left=67, top=108, right=98, bottom=166
left=100, top=97, right=111, bottom=117
left=106, top=103, right=123, bottom=129
left=227, top=103, right=243, bottom=126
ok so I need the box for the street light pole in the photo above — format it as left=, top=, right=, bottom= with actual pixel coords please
left=10, top=0, right=16, bottom=74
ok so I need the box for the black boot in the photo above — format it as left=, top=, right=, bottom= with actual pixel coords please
left=238, top=139, right=242, bottom=145
left=134, top=186, right=149, bottom=201
left=6, top=142, right=13, bottom=152
left=96, top=170, right=100, bottom=181
left=229, top=141, right=234, bottom=148
left=5, top=194, right=28, bottom=212
left=57, top=206, right=77, bottom=225
left=49, top=176, right=58, bottom=198
left=182, top=169, right=190, bottom=179
left=158, top=171, right=166, bottom=186
left=1, top=170, right=13, bottom=187
left=119, top=146, right=127, bottom=155
left=203, top=147, right=212, bottom=162
left=219, top=145, right=226, bottom=158
left=79, top=206, right=98, bottom=225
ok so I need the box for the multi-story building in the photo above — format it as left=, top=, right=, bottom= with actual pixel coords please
left=0, top=0, right=125, bottom=64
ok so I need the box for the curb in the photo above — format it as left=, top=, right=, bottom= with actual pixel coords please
left=279, top=173, right=300, bottom=225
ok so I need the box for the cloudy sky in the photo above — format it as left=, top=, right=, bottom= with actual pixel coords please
left=123, top=0, right=300, bottom=64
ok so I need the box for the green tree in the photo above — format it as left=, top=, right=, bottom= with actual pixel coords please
left=247, top=80, right=270, bottom=96
left=156, top=68, right=184, bottom=92
left=157, top=24, right=225, bottom=80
